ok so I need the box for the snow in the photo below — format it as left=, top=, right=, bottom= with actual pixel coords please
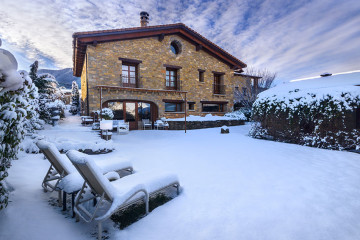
left=166, top=112, right=246, bottom=121
left=0, top=49, right=25, bottom=93
left=66, top=149, right=179, bottom=221
left=1, top=113, right=360, bottom=240
left=258, top=71, right=360, bottom=101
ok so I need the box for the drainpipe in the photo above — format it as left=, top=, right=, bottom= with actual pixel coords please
left=100, top=87, right=102, bottom=121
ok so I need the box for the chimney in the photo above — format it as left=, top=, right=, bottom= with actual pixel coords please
left=140, top=11, right=149, bottom=27
left=320, top=72, right=332, bottom=77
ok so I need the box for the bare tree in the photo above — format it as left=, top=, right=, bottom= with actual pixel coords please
left=233, top=67, right=277, bottom=113
left=244, top=67, right=276, bottom=89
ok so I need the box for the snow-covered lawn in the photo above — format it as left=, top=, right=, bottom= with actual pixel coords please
left=1, top=114, right=360, bottom=240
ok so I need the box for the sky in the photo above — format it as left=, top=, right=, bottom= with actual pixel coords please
left=0, top=0, right=359, bottom=83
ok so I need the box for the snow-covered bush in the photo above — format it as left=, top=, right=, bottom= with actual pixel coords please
left=101, top=108, right=114, bottom=120
left=250, top=73, right=360, bottom=151
left=224, top=110, right=247, bottom=121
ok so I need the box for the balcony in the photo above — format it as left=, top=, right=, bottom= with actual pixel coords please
left=213, top=84, right=226, bottom=95
left=120, top=75, right=139, bottom=88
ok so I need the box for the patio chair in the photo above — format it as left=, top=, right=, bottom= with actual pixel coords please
left=154, top=119, right=164, bottom=130
left=66, top=150, right=180, bottom=240
left=117, top=120, right=129, bottom=134
left=36, top=140, right=133, bottom=213
left=142, top=119, right=152, bottom=130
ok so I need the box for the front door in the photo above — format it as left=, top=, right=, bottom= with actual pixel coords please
left=124, top=102, right=137, bottom=130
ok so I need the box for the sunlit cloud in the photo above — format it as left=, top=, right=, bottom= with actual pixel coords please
left=0, top=0, right=359, bottom=82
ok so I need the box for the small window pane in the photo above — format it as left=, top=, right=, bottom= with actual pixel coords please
left=199, top=71, right=204, bottom=82
left=130, top=66, right=135, bottom=71
left=165, top=103, right=176, bottom=112
left=171, top=44, right=179, bottom=54
left=189, top=103, right=195, bottom=110
left=202, top=103, right=224, bottom=112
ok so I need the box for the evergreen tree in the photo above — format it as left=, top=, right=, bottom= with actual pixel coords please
left=0, top=75, right=29, bottom=210
left=70, top=81, right=80, bottom=115
left=28, top=61, right=64, bottom=122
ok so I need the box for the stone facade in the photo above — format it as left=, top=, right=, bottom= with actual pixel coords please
left=168, top=119, right=245, bottom=130
left=81, top=34, right=246, bottom=120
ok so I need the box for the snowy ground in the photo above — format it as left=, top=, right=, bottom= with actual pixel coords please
left=1, top=113, right=360, bottom=240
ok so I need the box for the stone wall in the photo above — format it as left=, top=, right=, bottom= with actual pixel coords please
left=82, top=34, right=246, bottom=118
left=168, top=120, right=245, bottom=130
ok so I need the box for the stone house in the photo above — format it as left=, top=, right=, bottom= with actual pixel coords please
left=73, top=12, right=249, bottom=130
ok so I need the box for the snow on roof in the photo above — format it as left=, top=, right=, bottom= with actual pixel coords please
left=258, top=71, right=360, bottom=100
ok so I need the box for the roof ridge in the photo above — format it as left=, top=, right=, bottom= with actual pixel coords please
left=73, top=23, right=184, bottom=36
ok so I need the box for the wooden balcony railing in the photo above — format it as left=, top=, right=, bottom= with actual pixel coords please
left=213, top=84, right=226, bottom=95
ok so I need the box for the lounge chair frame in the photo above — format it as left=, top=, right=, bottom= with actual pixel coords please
left=68, top=151, right=180, bottom=240
left=37, top=140, right=134, bottom=215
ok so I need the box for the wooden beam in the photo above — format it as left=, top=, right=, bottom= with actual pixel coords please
left=163, top=64, right=182, bottom=69
left=212, top=71, right=225, bottom=75
left=158, top=33, right=165, bottom=42
left=118, top=57, right=142, bottom=64
left=95, top=85, right=187, bottom=94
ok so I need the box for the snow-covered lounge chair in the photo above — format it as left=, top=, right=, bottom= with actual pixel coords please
left=66, top=150, right=180, bottom=240
left=36, top=140, right=133, bottom=213
left=37, top=140, right=133, bottom=192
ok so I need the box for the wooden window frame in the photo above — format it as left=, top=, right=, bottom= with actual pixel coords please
left=188, top=102, right=195, bottom=111
left=201, top=103, right=226, bottom=113
left=213, top=73, right=222, bottom=94
left=198, top=69, right=205, bottom=82
left=166, top=68, right=178, bottom=90
left=121, top=62, right=138, bottom=88
left=165, top=102, right=183, bottom=112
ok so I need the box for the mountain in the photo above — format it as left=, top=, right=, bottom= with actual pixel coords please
left=38, top=68, right=80, bottom=89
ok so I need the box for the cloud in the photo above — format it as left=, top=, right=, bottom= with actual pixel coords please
left=0, top=0, right=359, bottom=81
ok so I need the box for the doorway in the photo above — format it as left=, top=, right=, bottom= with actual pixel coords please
left=104, top=100, right=158, bottom=130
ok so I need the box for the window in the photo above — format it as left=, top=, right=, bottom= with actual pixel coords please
left=121, top=64, right=137, bottom=87
left=202, top=103, right=225, bottom=112
left=198, top=69, right=205, bottom=82
left=165, top=102, right=182, bottom=112
left=107, top=101, right=124, bottom=120
left=213, top=73, right=224, bottom=94
left=166, top=68, right=177, bottom=90
left=188, top=102, right=195, bottom=111
left=170, top=40, right=181, bottom=55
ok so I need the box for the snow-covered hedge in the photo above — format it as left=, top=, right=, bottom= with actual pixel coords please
left=250, top=73, right=360, bottom=151
left=166, top=112, right=246, bottom=122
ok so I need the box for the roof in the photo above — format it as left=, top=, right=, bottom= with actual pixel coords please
left=234, top=73, right=262, bottom=79
left=72, top=23, right=247, bottom=77
left=258, top=71, right=360, bottom=100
